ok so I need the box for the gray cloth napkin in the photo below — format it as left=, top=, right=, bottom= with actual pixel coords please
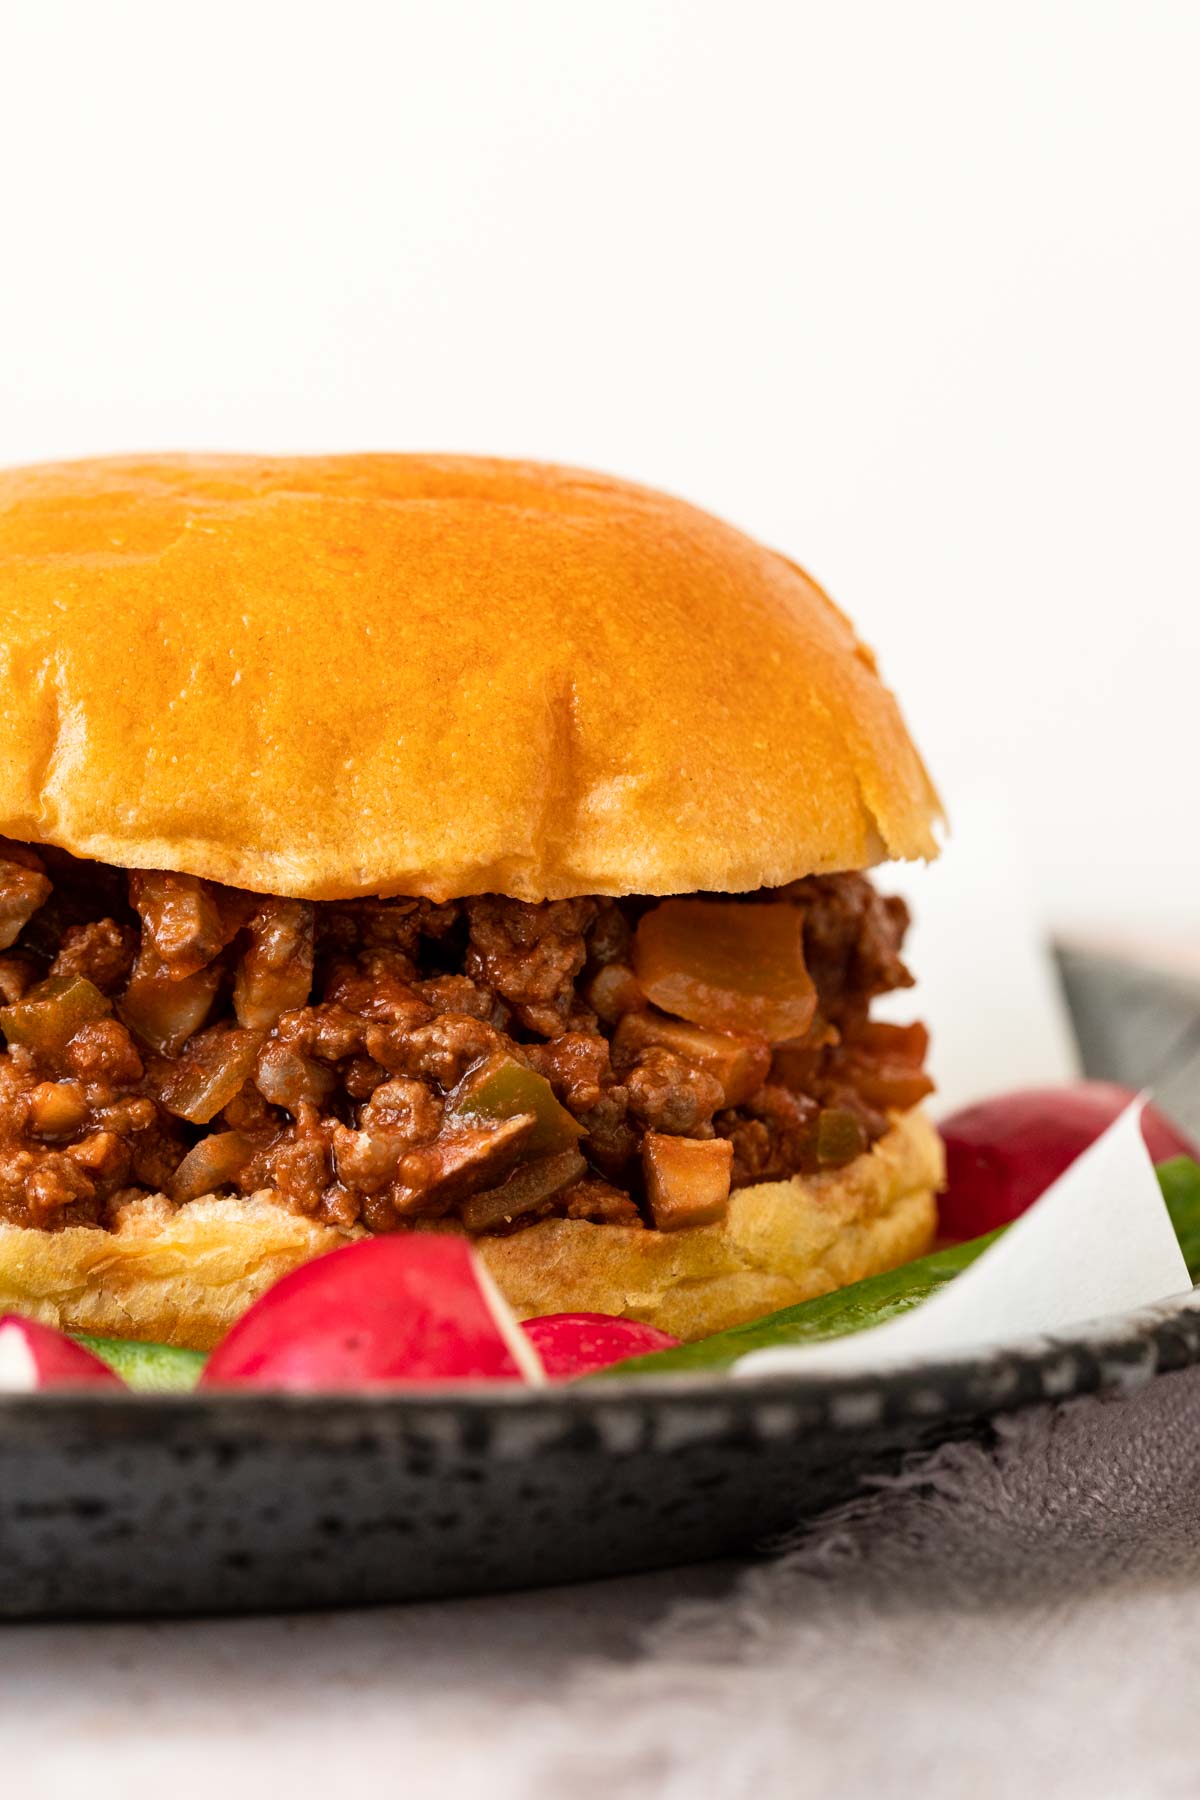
left=515, top=1365, right=1200, bottom=1799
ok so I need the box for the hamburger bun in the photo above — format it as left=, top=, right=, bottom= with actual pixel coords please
left=0, top=1108, right=942, bottom=1350
left=0, top=454, right=940, bottom=902
left=0, top=452, right=943, bottom=1353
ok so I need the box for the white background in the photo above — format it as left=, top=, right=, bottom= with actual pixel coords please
left=0, top=1, right=1196, bottom=1097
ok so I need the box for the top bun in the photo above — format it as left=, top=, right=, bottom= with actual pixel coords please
left=0, top=454, right=940, bottom=901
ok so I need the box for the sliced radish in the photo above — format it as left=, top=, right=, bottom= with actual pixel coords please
left=0, top=1315, right=127, bottom=1391
left=200, top=1235, right=545, bottom=1390
left=939, top=1081, right=1200, bottom=1239
left=522, top=1312, right=681, bottom=1379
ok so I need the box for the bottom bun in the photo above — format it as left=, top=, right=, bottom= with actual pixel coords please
left=0, top=1109, right=942, bottom=1352
left=0, top=1199, right=359, bottom=1352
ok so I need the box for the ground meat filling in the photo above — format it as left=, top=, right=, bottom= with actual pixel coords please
left=0, top=842, right=932, bottom=1237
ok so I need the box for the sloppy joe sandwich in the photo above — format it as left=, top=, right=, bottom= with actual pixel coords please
left=0, top=454, right=943, bottom=1349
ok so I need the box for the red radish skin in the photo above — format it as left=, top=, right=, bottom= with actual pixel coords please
left=200, top=1236, right=545, bottom=1390
left=939, top=1082, right=1200, bottom=1240
left=522, top=1313, right=681, bottom=1379
left=0, top=1315, right=126, bottom=1391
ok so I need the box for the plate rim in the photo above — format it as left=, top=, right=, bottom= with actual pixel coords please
left=3, top=1290, right=1199, bottom=1436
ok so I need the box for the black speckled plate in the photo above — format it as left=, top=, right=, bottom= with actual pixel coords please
left=4, top=1293, right=1200, bottom=1618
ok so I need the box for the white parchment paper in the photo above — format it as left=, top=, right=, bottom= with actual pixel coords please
left=735, top=1101, right=1192, bottom=1379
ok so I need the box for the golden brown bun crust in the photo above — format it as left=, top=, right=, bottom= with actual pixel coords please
left=0, top=454, right=940, bottom=901
left=0, top=1111, right=942, bottom=1351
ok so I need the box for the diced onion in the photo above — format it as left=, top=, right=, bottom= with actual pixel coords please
left=154, top=1027, right=265, bottom=1124
left=120, top=965, right=221, bottom=1056
left=633, top=900, right=816, bottom=1044
left=169, top=1130, right=256, bottom=1202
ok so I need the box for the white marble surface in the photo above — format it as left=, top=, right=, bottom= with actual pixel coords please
left=5, top=1564, right=739, bottom=1800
